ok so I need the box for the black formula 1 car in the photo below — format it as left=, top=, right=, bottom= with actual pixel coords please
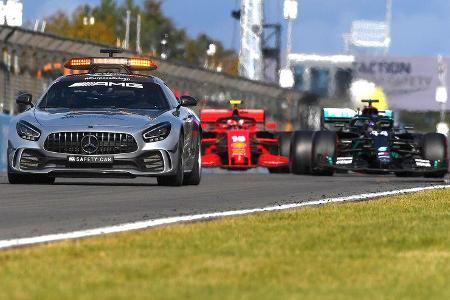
left=290, top=100, right=448, bottom=177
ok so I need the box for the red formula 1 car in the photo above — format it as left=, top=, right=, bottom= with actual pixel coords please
left=201, top=100, right=291, bottom=172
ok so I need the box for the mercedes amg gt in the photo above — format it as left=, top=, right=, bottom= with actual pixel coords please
left=7, top=49, right=201, bottom=186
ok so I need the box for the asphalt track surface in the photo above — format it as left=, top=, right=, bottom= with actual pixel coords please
left=0, top=172, right=447, bottom=240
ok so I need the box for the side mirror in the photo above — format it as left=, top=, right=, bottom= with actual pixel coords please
left=179, top=95, right=198, bottom=107
left=16, top=93, right=33, bottom=107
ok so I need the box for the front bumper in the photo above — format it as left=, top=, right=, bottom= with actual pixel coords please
left=8, top=127, right=182, bottom=178
left=8, top=146, right=177, bottom=178
left=8, top=147, right=177, bottom=177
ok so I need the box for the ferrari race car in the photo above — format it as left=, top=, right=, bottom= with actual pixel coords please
left=290, top=100, right=448, bottom=177
left=201, top=100, right=291, bottom=172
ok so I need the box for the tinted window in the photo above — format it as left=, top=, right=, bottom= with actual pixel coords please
left=38, top=80, right=170, bottom=110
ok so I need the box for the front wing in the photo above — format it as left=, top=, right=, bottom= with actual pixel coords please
left=325, top=156, right=448, bottom=174
left=202, top=133, right=288, bottom=169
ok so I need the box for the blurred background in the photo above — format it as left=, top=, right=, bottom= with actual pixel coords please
left=1, top=0, right=450, bottom=168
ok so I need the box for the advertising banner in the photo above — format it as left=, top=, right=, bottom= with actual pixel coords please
left=353, top=56, right=449, bottom=111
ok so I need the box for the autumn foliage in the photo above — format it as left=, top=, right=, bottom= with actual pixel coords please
left=44, top=0, right=238, bottom=76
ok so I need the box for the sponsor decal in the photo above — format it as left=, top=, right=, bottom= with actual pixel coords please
left=354, top=61, right=412, bottom=75
left=415, top=159, right=432, bottom=167
left=84, top=74, right=131, bottom=81
left=69, top=82, right=143, bottom=89
left=231, top=142, right=246, bottom=149
left=68, top=156, right=114, bottom=163
left=378, top=151, right=390, bottom=158
left=231, top=135, right=246, bottom=143
left=336, top=157, right=353, bottom=165
left=370, top=131, right=388, bottom=137
left=230, top=135, right=248, bottom=156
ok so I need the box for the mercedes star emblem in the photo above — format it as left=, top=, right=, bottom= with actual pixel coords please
left=81, top=135, right=99, bottom=154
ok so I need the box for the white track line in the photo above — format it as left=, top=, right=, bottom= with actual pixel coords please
left=0, top=184, right=449, bottom=250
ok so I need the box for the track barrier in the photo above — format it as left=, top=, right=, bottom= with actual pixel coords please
left=0, top=113, right=11, bottom=172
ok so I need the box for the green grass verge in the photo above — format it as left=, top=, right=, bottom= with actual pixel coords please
left=1, top=189, right=450, bottom=300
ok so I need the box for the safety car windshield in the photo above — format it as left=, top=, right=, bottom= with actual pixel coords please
left=38, top=80, right=171, bottom=110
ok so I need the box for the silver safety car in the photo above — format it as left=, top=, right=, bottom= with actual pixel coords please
left=7, top=49, right=201, bottom=186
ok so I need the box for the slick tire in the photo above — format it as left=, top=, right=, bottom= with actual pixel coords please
left=422, top=133, right=448, bottom=178
left=269, top=132, right=292, bottom=174
left=289, top=131, right=314, bottom=175
left=183, top=139, right=202, bottom=185
left=157, top=134, right=184, bottom=186
left=311, top=131, right=336, bottom=176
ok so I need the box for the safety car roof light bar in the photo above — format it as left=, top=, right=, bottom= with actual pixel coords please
left=64, top=57, right=158, bottom=72
left=64, top=49, right=157, bottom=73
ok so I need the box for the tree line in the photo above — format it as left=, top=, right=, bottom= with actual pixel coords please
left=45, top=0, right=238, bottom=76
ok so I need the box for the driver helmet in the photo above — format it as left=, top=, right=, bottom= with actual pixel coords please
left=367, top=120, right=376, bottom=132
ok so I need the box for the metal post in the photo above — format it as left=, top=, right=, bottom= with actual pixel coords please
left=385, top=0, right=392, bottom=55
left=286, top=18, right=293, bottom=68
left=33, top=20, right=39, bottom=31
left=124, top=10, right=131, bottom=50
left=438, top=55, right=447, bottom=123
left=136, top=14, right=142, bottom=54
left=279, top=0, right=297, bottom=88
left=239, top=0, right=264, bottom=81
left=40, top=20, right=46, bottom=33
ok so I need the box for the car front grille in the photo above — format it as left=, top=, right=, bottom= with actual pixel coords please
left=44, top=132, right=138, bottom=155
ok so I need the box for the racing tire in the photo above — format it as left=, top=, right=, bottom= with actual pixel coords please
left=311, top=131, right=337, bottom=176
left=183, top=139, right=202, bottom=185
left=289, top=131, right=314, bottom=175
left=269, top=132, right=292, bottom=174
left=157, top=134, right=185, bottom=186
left=395, top=134, right=424, bottom=178
left=422, top=133, right=448, bottom=178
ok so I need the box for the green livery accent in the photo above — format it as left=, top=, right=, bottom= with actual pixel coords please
left=379, top=110, right=393, bottom=119
left=326, top=156, right=334, bottom=166
left=323, top=108, right=393, bottom=121
left=391, top=152, right=400, bottom=159
left=323, top=108, right=357, bottom=121
left=434, top=160, right=440, bottom=168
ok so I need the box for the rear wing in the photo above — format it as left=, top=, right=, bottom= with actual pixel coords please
left=322, top=108, right=394, bottom=121
left=321, top=108, right=356, bottom=130
left=200, top=109, right=266, bottom=130
left=322, top=108, right=357, bottom=122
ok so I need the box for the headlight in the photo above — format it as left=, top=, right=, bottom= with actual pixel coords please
left=143, top=122, right=171, bottom=143
left=16, top=121, right=41, bottom=141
